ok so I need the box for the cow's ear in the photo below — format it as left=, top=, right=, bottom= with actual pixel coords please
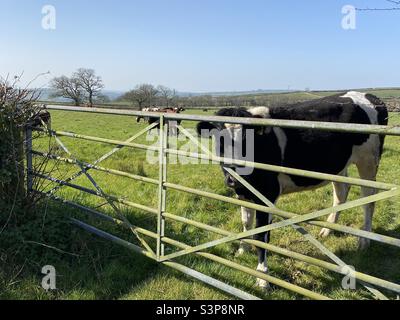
left=197, top=121, right=217, bottom=139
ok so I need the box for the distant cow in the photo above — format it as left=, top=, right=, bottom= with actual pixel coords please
left=136, top=107, right=185, bottom=135
left=197, top=92, right=388, bottom=289
left=136, top=107, right=161, bottom=123
left=28, top=108, right=51, bottom=129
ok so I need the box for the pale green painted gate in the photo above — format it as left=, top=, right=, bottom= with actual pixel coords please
left=27, top=105, right=400, bottom=300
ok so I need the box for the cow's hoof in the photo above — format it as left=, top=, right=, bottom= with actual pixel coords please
left=358, top=238, right=371, bottom=250
left=236, top=247, right=246, bottom=256
left=236, top=242, right=252, bottom=256
left=319, top=228, right=331, bottom=238
left=256, top=278, right=270, bottom=290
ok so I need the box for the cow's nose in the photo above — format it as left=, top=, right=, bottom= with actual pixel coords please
left=225, top=175, right=237, bottom=188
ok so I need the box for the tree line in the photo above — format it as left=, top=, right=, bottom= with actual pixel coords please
left=50, top=68, right=106, bottom=107
left=119, top=84, right=178, bottom=110
left=50, top=71, right=180, bottom=109
left=49, top=68, right=400, bottom=110
left=49, top=69, right=313, bottom=109
left=117, top=84, right=301, bottom=110
left=50, top=68, right=302, bottom=109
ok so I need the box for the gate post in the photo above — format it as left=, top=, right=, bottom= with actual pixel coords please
left=157, top=115, right=168, bottom=260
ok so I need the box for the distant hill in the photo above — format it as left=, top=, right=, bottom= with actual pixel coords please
left=37, top=88, right=296, bottom=101
left=176, top=89, right=295, bottom=97
left=37, top=87, right=400, bottom=106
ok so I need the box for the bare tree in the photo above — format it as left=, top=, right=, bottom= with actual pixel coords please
left=140, top=84, right=159, bottom=108
left=74, top=68, right=104, bottom=107
left=50, top=76, right=83, bottom=106
left=121, top=88, right=147, bottom=110
left=95, top=94, right=111, bottom=104
left=121, top=84, right=159, bottom=110
left=157, top=85, right=177, bottom=107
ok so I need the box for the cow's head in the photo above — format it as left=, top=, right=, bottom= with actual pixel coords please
left=197, top=108, right=265, bottom=193
left=28, top=109, right=51, bottom=128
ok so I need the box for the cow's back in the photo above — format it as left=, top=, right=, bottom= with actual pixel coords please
left=265, top=92, right=388, bottom=189
left=269, top=92, right=387, bottom=125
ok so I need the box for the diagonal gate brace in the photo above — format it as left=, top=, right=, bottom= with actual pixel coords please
left=40, top=120, right=157, bottom=257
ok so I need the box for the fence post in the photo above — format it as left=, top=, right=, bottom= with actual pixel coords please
left=157, top=116, right=168, bottom=260
left=25, top=125, right=33, bottom=196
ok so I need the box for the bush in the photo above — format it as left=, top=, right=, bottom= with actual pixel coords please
left=0, top=80, right=56, bottom=292
left=0, top=81, right=41, bottom=210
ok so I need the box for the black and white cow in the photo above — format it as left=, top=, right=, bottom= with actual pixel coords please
left=29, top=108, right=51, bottom=128
left=197, top=91, right=388, bottom=289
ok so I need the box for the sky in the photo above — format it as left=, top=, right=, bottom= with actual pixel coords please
left=0, top=0, right=399, bottom=92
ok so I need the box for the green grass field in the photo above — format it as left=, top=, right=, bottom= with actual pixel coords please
left=1, top=109, right=399, bottom=300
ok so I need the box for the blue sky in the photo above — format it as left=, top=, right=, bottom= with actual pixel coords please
left=0, top=0, right=399, bottom=92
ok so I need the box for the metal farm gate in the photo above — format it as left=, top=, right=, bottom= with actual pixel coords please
left=27, top=106, right=400, bottom=300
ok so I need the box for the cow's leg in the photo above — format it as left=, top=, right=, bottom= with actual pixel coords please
left=255, top=211, right=273, bottom=289
left=170, top=121, right=178, bottom=137
left=236, top=206, right=255, bottom=256
left=356, top=158, right=379, bottom=250
left=319, top=175, right=350, bottom=238
left=47, top=117, right=52, bottom=131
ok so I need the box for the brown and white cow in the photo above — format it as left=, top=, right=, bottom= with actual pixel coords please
left=137, top=107, right=185, bottom=135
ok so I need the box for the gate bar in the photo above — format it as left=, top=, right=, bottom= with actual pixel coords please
left=157, top=116, right=167, bottom=259
left=70, top=218, right=261, bottom=300
left=32, top=127, right=395, bottom=190
left=161, top=211, right=400, bottom=295
left=39, top=192, right=400, bottom=295
left=70, top=218, right=329, bottom=300
left=159, top=188, right=400, bottom=262
left=46, top=122, right=160, bottom=195
left=39, top=120, right=157, bottom=258
left=32, top=169, right=400, bottom=248
left=165, top=182, right=400, bottom=247
left=31, top=151, right=159, bottom=185
left=45, top=105, right=400, bottom=137
left=34, top=127, right=158, bottom=152
left=32, top=172, right=158, bottom=215
left=165, top=149, right=396, bottom=191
